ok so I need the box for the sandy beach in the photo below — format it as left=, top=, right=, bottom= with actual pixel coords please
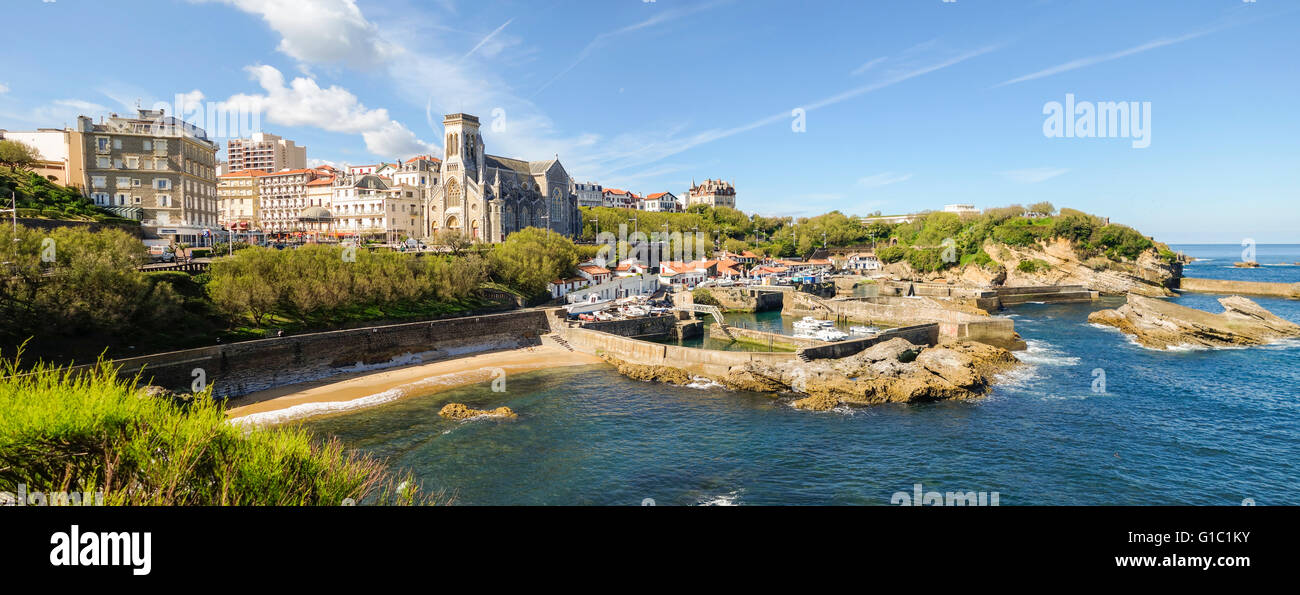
left=225, top=345, right=604, bottom=426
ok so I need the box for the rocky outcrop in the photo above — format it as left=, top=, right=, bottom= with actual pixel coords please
left=1088, top=294, right=1300, bottom=349
left=882, top=238, right=1180, bottom=297
left=602, top=356, right=696, bottom=385
left=438, top=403, right=518, bottom=420
left=988, top=238, right=1178, bottom=297
left=601, top=337, right=1018, bottom=411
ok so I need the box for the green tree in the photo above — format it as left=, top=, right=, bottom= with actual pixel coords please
left=0, top=140, right=40, bottom=172
left=489, top=227, right=580, bottom=299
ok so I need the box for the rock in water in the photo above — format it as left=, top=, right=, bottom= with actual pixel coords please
left=439, top=403, right=518, bottom=420
left=1088, top=294, right=1300, bottom=349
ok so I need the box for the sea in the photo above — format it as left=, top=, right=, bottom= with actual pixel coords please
left=299, top=244, right=1300, bottom=505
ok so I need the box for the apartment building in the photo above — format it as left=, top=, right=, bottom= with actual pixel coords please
left=574, top=181, right=604, bottom=208
left=77, top=109, right=219, bottom=242
left=218, top=169, right=264, bottom=231
left=640, top=192, right=679, bottom=212
left=225, top=132, right=306, bottom=174
left=331, top=174, right=424, bottom=242
left=258, top=168, right=324, bottom=234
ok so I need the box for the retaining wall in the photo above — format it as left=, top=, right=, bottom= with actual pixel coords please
left=578, top=315, right=679, bottom=338
left=65, top=311, right=551, bottom=398
left=561, top=327, right=797, bottom=376
left=797, top=324, right=940, bottom=360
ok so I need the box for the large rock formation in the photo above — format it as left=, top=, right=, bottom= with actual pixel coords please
left=989, top=239, right=1179, bottom=297
left=884, top=238, right=1180, bottom=297
left=604, top=338, right=1020, bottom=411
left=438, top=403, right=518, bottom=420
left=1088, top=294, right=1300, bottom=349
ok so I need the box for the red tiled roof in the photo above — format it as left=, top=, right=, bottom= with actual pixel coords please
left=603, top=188, right=630, bottom=196
left=579, top=265, right=611, bottom=275
left=219, top=169, right=268, bottom=178
left=306, top=177, right=335, bottom=186
left=646, top=192, right=670, bottom=200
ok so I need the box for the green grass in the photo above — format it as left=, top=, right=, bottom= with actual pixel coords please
left=0, top=352, right=445, bottom=505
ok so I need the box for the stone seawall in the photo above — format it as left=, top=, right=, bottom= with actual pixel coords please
left=1179, top=277, right=1300, bottom=299
left=67, top=311, right=551, bottom=398
left=578, top=315, right=679, bottom=338
left=797, top=324, right=940, bottom=360
left=560, top=327, right=797, bottom=377
left=784, top=291, right=988, bottom=326
left=700, top=287, right=784, bottom=312
left=707, top=324, right=817, bottom=350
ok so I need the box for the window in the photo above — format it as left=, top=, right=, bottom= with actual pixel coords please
left=91, top=192, right=110, bottom=205
left=154, top=140, right=167, bottom=154
left=116, top=177, right=130, bottom=188
left=115, top=193, right=130, bottom=206
left=126, top=156, right=139, bottom=169
left=113, top=139, right=122, bottom=150
left=113, top=158, right=123, bottom=169
left=96, top=156, right=111, bottom=169
left=155, top=158, right=168, bottom=170
left=132, top=179, right=141, bottom=187
left=92, top=176, right=107, bottom=189
left=156, top=194, right=172, bottom=207
left=95, top=137, right=110, bottom=153
left=143, top=140, right=152, bottom=151
left=154, top=179, right=171, bottom=190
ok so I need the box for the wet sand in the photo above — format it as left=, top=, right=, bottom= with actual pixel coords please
left=225, top=345, right=603, bottom=425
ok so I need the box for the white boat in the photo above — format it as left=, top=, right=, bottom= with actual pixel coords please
left=594, top=310, right=616, bottom=321
left=849, top=326, right=876, bottom=336
left=566, top=294, right=613, bottom=314
left=622, top=306, right=649, bottom=317
left=793, top=316, right=834, bottom=332
left=814, top=328, right=850, bottom=342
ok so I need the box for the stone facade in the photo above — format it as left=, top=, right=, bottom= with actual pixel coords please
left=427, top=113, right=580, bottom=242
left=77, top=109, right=219, bottom=242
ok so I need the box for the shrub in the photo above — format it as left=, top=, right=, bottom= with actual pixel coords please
left=1017, top=259, right=1052, bottom=273
left=0, top=355, right=438, bottom=505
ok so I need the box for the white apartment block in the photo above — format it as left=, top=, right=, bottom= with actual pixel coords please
left=226, top=132, right=306, bottom=174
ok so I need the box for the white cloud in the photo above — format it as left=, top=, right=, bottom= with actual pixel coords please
left=999, top=167, right=1070, bottom=184
left=199, top=0, right=395, bottom=68
left=224, top=65, right=436, bottom=157
left=0, top=83, right=8, bottom=94
left=857, top=172, right=913, bottom=188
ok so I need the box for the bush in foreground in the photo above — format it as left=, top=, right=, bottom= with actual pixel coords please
left=0, top=354, right=441, bottom=506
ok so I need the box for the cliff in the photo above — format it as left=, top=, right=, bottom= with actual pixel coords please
left=883, top=238, right=1180, bottom=297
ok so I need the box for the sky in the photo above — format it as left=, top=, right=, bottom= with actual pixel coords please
left=1, top=0, right=1296, bottom=243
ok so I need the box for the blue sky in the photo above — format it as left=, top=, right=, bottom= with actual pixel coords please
left=1, top=0, right=1296, bottom=243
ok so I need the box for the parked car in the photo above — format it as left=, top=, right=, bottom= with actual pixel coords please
left=148, top=245, right=176, bottom=263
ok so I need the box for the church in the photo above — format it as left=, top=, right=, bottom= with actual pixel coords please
left=427, top=113, right=581, bottom=242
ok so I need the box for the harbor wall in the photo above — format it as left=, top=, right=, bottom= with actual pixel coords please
left=783, top=291, right=988, bottom=326
left=560, top=327, right=798, bottom=376
left=578, top=315, right=679, bottom=338
left=995, top=285, right=1097, bottom=305
left=1178, top=277, right=1300, bottom=299
left=707, top=324, right=820, bottom=349
left=60, top=311, right=551, bottom=398
left=797, top=324, right=940, bottom=360
left=700, top=287, right=784, bottom=312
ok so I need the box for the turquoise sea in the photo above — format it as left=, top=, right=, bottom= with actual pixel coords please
left=300, top=245, right=1300, bottom=505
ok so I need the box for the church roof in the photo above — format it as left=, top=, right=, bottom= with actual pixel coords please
left=485, top=154, right=532, bottom=176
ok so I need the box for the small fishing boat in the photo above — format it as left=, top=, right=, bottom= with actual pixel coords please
left=566, top=293, right=613, bottom=314
left=849, top=325, right=876, bottom=336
